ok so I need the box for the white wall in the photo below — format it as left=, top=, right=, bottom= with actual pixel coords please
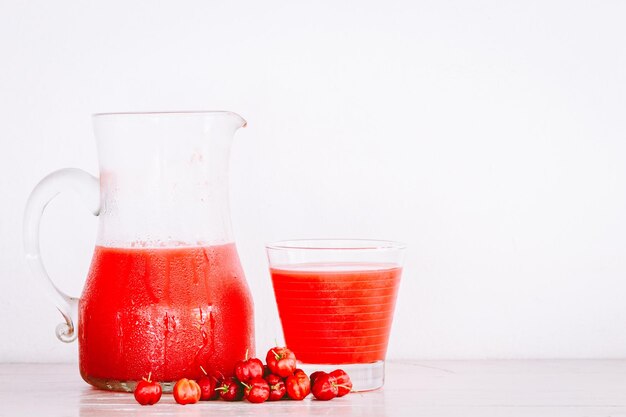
left=2, top=0, right=626, bottom=362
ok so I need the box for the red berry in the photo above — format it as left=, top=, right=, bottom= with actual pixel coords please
left=198, top=377, right=218, bottom=400
left=173, top=378, right=201, bottom=405
left=234, top=357, right=264, bottom=383
left=285, top=370, right=310, bottom=400
left=265, top=374, right=287, bottom=401
left=211, top=370, right=226, bottom=386
left=266, top=347, right=297, bottom=378
left=133, top=373, right=162, bottom=405
left=243, top=377, right=270, bottom=403
left=216, top=377, right=244, bottom=401
left=312, top=373, right=338, bottom=401
left=329, top=369, right=352, bottom=397
left=197, top=366, right=222, bottom=400
left=309, top=371, right=326, bottom=387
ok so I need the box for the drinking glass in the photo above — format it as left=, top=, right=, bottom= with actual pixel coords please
left=266, top=239, right=405, bottom=391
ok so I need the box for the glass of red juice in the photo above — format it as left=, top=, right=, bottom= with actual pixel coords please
left=266, top=239, right=405, bottom=391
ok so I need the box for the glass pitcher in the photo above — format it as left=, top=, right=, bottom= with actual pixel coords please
left=23, top=111, right=254, bottom=392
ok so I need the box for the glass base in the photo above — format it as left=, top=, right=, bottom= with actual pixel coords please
left=81, top=373, right=178, bottom=393
left=297, top=360, right=385, bottom=392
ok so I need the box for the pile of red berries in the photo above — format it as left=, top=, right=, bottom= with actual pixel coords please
left=133, top=346, right=352, bottom=405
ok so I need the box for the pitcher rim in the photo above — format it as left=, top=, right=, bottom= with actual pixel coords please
left=92, top=110, right=247, bottom=126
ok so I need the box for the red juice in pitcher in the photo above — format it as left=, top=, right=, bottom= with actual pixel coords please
left=79, top=243, right=254, bottom=385
left=270, top=264, right=402, bottom=364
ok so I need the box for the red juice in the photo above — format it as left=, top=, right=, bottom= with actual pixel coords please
left=79, top=243, right=254, bottom=386
left=270, top=264, right=401, bottom=364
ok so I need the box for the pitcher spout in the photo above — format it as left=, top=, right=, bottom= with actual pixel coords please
left=225, top=111, right=247, bottom=129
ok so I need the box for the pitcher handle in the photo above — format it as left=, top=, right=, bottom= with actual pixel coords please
left=23, top=168, right=100, bottom=343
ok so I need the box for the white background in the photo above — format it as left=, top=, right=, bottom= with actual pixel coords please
left=1, top=0, right=626, bottom=363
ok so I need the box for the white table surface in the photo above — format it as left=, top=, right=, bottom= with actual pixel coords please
left=1, top=360, right=626, bottom=416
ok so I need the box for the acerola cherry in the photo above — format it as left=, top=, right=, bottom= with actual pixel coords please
left=285, top=370, right=310, bottom=400
left=198, top=366, right=220, bottom=401
left=266, top=347, right=297, bottom=378
left=265, top=373, right=287, bottom=401
left=216, top=377, right=244, bottom=401
left=329, top=369, right=352, bottom=397
left=309, top=371, right=326, bottom=387
left=133, top=372, right=162, bottom=405
left=294, top=368, right=307, bottom=378
left=173, top=378, right=202, bottom=405
left=234, top=351, right=264, bottom=383
left=312, top=373, right=339, bottom=401
left=242, top=377, right=270, bottom=403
